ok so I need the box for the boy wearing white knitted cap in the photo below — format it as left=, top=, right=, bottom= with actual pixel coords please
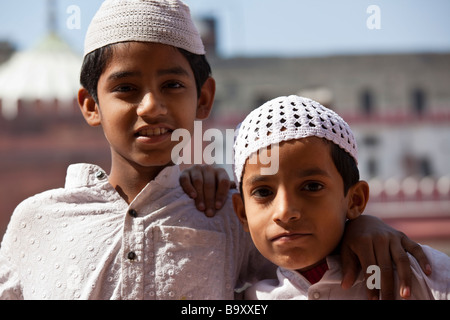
left=232, top=95, right=450, bottom=300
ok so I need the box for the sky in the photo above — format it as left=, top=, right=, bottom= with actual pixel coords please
left=0, top=0, right=449, bottom=58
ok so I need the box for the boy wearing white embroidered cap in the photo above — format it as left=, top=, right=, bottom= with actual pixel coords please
left=0, top=0, right=273, bottom=300
left=78, top=0, right=214, bottom=201
left=232, top=95, right=450, bottom=300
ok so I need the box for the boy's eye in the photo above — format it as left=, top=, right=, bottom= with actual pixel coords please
left=302, top=182, right=324, bottom=192
left=113, top=85, right=135, bottom=93
left=163, top=81, right=184, bottom=89
left=250, top=187, right=273, bottom=199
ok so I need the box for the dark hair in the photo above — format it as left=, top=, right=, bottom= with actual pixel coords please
left=177, top=48, right=212, bottom=98
left=328, top=141, right=360, bottom=195
left=238, top=139, right=360, bottom=197
left=80, top=45, right=114, bottom=104
left=79, top=43, right=212, bottom=105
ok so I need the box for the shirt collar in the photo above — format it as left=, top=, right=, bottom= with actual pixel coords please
left=65, top=163, right=181, bottom=190
left=151, top=165, right=181, bottom=189
left=65, top=163, right=109, bottom=189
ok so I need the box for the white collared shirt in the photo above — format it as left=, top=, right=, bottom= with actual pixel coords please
left=0, top=163, right=272, bottom=300
left=245, top=246, right=449, bottom=300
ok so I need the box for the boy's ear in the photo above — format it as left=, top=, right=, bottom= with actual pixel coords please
left=196, top=77, right=216, bottom=120
left=346, top=181, right=370, bottom=220
left=232, top=193, right=249, bottom=232
left=78, top=87, right=101, bottom=127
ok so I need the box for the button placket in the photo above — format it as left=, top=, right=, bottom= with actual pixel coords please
left=127, top=251, right=137, bottom=260
left=128, top=209, right=138, bottom=218
left=121, top=208, right=145, bottom=299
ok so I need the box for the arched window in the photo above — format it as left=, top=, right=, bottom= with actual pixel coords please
left=419, top=157, right=432, bottom=176
left=360, top=89, right=375, bottom=116
left=367, top=158, right=378, bottom=178
left=412, top=88, right=426, bottom=115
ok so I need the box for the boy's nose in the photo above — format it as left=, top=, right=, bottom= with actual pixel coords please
left=136, top=92, right=167, bottom=117
left=272, top=192, right=301, bottom=225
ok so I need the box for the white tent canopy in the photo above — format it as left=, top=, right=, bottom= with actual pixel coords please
left=0, top=33, right=82, bottom=119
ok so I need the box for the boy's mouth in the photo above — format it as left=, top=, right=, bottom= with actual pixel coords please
left=135, top=127, right=172, bottom=137
left=270, top=232, right=312, bottom=242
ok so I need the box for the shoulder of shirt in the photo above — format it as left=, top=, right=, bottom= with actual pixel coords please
left=1, top=186, right=66, bottom=251
left=12, top=186, right=64, bottom=214
left=407, top=245, right=450, bottom=299
left=9, top=163, right=110, bottom=219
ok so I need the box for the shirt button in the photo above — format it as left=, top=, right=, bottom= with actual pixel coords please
left=95, top=170, right=106, bottom=180
left=313, top=292, right=320, bottom=299
left=127, top=252, right=136, bottom=260
left=128, top=209, right=138, bottom=217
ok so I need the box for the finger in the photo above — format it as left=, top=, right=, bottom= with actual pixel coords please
left=373, top=237, right=395, bottom=300
left=401, top=235, right=432, bottom=276
left=201, top=166, right=217, bottom=217
left=190, top=166, right=206, bottom=212
left=340, top=237, right=379, bottom=299
left=179, top=170, right=197, bottom=199
left=358, top=243, right=380, bottom=300
left=214, top=168, right=231, bottom=210
left=389, top=237, right=412, bottom=299
left=340, top=244, right=360, bottom=290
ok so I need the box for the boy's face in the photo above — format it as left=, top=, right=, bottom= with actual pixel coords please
left=233, top=137, right=359, bottom=271
left=81, top=42, right=214, bottom=171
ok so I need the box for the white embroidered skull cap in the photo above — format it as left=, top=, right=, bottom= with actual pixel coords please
left=84, top=0, right=205, bottom=57
left=233, top=95, right=358, bottom=184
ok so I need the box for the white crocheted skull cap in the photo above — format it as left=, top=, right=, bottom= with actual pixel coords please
left=84, top=0, right=205, bottom=57
left=233, top=95, right=358, bottom=184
